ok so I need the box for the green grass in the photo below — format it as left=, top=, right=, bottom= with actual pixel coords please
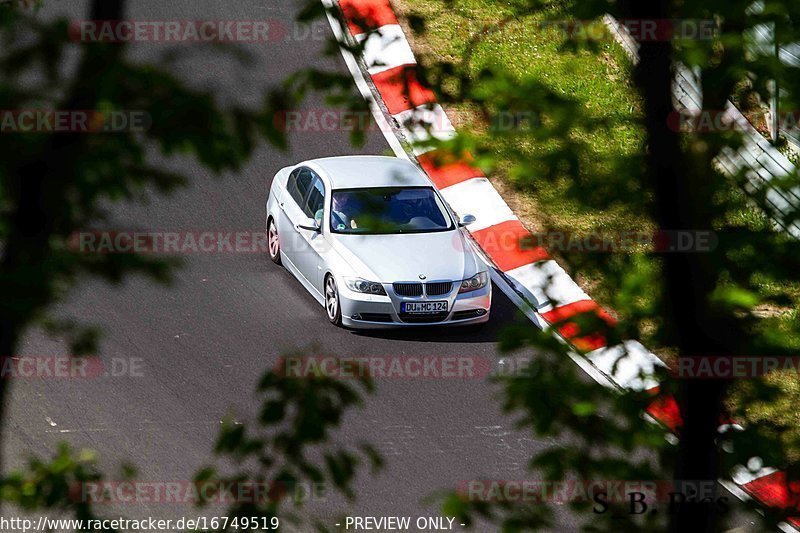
left=397, top=0, right=647, bottom=235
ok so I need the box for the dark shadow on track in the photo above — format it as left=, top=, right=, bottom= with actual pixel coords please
left=350, top=283, right=528, bottom=343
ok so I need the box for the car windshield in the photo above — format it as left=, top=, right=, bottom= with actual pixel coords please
left=329, top=187, right=454, bottom=234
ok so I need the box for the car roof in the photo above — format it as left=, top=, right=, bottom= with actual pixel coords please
left=305, top=156, right=432, bottom=189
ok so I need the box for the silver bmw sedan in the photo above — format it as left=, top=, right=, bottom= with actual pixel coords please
left=266, top=156, right=491, bottom=328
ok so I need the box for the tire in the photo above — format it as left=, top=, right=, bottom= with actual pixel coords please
left=267, top=217, right=281, bottom=265
left=324, top=275, right=342, bottom=326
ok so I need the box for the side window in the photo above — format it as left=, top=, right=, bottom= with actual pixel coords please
left=285, top=168, right=300, bottom=202
left=287, top=168, right=312, bottom=207
left=303, top=176, right=326, bottom=222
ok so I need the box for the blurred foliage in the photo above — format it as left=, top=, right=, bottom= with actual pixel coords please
left=1, top=444, right=117, bottom=532
left=0, top=0, right=376, bottom=527
left=198, top=347, right=381, bottom=532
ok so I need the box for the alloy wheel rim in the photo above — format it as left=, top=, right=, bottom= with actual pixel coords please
left=325, top=278, right=337, bottom=319
left=268, top=223, right=279, bottom=257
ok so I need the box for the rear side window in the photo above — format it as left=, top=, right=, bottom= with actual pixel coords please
left=286, top=168, right=313, bottom=207
left=285, top=169, right=300, bottom=203
left=303, top=177, right=325, bottom=220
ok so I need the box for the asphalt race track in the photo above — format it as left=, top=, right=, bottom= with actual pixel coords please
left=3, top=0, right=557, bottom=529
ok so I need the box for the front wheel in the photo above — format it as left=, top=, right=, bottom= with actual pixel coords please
left=324, top=275, right=342, bottom=326
left=267, top=218, right=281, bottom=265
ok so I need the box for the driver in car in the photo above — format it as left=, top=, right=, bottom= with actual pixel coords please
left=318, top=194, right=358, bottom=231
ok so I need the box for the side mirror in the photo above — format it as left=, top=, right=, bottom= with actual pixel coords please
left=459, top=214, right=477, bottom=227
left=296, top=217, right=321, bottom=232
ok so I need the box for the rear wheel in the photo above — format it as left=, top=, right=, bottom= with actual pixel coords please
left=267, top=218, right=281, bottom=265
left=325, top=275, right=342, bottom=326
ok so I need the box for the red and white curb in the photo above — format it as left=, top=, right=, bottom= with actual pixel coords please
left=323, top=0, right=798, bottom=528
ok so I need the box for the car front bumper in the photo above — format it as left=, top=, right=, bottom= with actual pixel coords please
left=338, top=282, right=492, bottom=329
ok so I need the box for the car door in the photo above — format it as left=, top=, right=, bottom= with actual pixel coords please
left=296, top=174, right=327, bottom=293
left=277, top=167, right=312, bottom=272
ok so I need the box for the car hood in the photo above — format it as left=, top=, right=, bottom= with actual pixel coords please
left=331, top=229, right=482, bottom=283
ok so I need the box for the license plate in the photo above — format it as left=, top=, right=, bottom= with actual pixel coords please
left=401, top=301, right=448, bottom=314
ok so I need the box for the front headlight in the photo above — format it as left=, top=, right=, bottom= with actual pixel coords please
left=344, top=277, right=387, bottom=295
left=459, top=271, right=489, bottom=293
